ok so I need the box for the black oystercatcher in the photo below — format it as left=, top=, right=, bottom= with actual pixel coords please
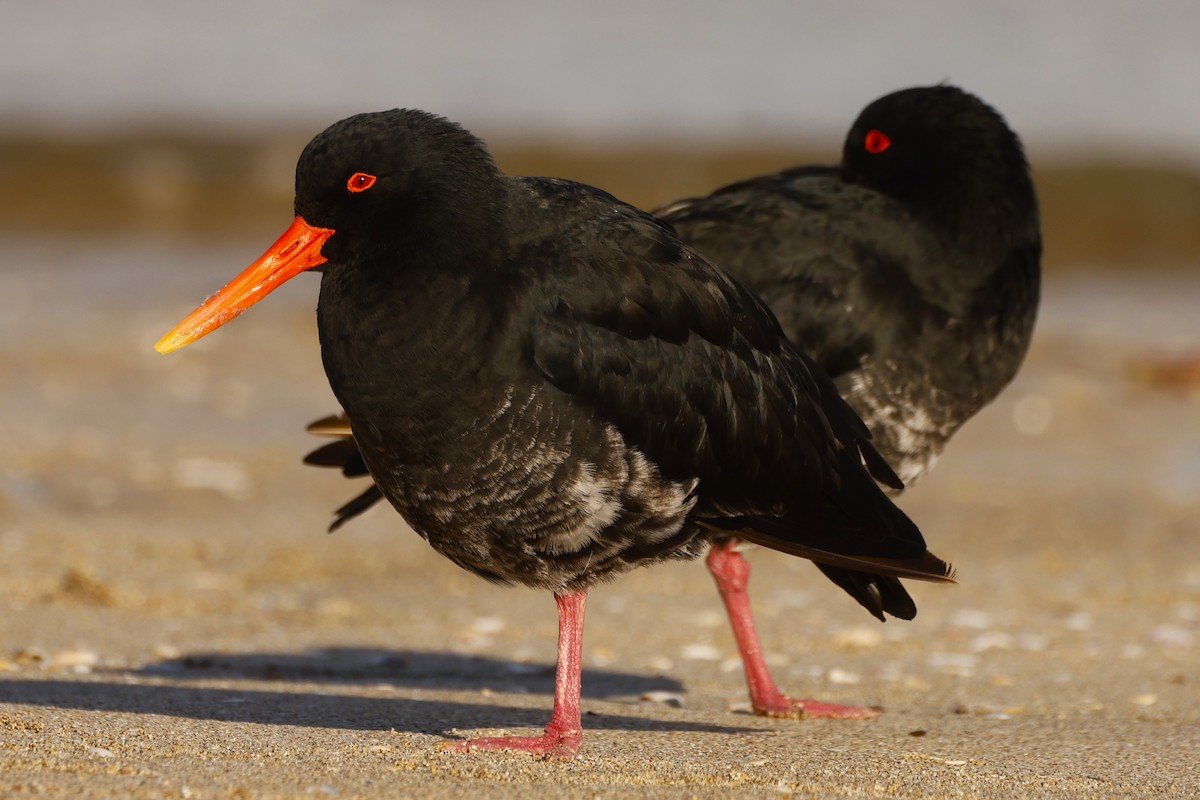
left=305, top=86, right=1037, bottom=722
left=157, top=109, right=953, bottom=757
left=656, top=84, right=1040, bottom=717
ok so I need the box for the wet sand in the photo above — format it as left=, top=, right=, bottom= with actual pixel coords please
left=1, top=239, right=1198, bottom=798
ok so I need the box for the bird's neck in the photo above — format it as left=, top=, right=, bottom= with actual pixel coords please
left=315, top=252, right=512, bottom=462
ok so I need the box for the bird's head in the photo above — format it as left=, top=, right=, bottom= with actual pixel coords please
left=155, top=109, right=502, bottom=354
left=839, top=84, right=1033, bottom=223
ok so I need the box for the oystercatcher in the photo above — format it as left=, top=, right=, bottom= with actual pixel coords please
left=306, top=86, right=1037, bottom=722
left=656, top=84, right=1040, bottom=718
left=158, top=109, right=953, bottom=757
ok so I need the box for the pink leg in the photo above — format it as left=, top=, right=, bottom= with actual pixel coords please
left=444, top=590, right=587, bottom=758
left=705, top=541, right=879, bottom=720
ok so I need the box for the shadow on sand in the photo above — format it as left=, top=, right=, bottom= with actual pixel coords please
left=0, top=649, right=754, bottom=738
left=132, top=647, right=684, bottom=699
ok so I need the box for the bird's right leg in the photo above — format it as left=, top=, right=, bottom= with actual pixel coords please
left=705, top=539, right=880, bottom=719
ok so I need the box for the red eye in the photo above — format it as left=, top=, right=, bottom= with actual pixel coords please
left=347, top=172, right=377, bottom=193
left=864, top=129, right=891, bottom=154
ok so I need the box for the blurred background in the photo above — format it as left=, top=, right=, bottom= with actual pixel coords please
left=3, top=0, right=1200, bottom=263
left=1, top=4, right=1198, bottom=792
left=2, top=0, right=1199, bottom=741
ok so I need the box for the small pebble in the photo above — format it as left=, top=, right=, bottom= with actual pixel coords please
left=640, top=691, right=684, bottom=708
left=51, top=649, right=99, bottom=669
left=833, top=626, right=883, bottom=648
left=644, top=655, right=674, bottom=672
left=827, top=667, right=861, bottom=685
left=153, top=643, right=181, bottom=659
left=953, top=703, right=1023, bottom=717
left=470, top=616, right=505, bottom=635
left=681, top=643, right=721, bottom=661
left=1062, top=612, right=1093, bottom=631
left=1148, top=624, right=1194, bottom=648
left=948, top=609, right=993, bottom=629
left=171, top=457, right=251, bottom=500
left=969, top=631, right=1013, bottom=652
left=1131, top=693, right=1158, bottom=706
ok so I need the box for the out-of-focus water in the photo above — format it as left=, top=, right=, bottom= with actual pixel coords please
left=5, top=1, right=1200, bottom=162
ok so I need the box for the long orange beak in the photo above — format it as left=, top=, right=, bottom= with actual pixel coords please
left=155, top=216, right=335, bottom=354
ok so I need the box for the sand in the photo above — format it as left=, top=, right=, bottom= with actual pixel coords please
left=1, top=238, right=1198, bottom=798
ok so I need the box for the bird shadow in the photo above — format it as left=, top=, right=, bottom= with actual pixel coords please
left=0, top=677, right=751, bottom=737
left=0, top=649, right=754, bottom=738
left=132, top=647, right=683, bottom=699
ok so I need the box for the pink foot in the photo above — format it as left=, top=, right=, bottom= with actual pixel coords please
left=706, top=541, right=881, bottom=722
left=442, top=591, right=588, bottom=759
left=751, top=694, right=880, bottom=720
left=441, top=721, right=582, bottom=759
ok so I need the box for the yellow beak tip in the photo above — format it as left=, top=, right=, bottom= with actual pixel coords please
left=153, top=216, right=333, bottom=357
left=154, top=334, right=184, bottom=354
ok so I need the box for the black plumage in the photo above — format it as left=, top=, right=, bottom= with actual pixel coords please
left=306, top=85, right=1038, bottom=723
left=305, top=119, right=944, bottom=593
left=658, top=84, right=1041, bottom=485
left=311, top=86, right=1040, bottom=527
left=653, top=84, right=1039, bottom=720
left=158, top=108, right=951, bottom=756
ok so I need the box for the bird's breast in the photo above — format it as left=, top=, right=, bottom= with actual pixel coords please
left=347, top=384, right=704, bottom=591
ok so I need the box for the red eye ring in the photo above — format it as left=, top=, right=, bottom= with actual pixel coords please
left=347, top=172, right=377, bottom=193
left=864, top=129, right=891, bottom=154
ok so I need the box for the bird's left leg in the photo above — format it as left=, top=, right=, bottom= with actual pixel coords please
left=705, top=539, right=879, bottom=719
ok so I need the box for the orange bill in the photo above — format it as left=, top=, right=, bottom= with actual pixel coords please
left=155, top=216, right=334, bottom=354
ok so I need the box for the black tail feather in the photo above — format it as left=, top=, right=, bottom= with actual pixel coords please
left=304, top=439, right=371, bottom=477
left=815, top=563, right=917, bottom=621
left=329, top=485, right=386, bottom=532
left=303, top=414, right=382, bottom=529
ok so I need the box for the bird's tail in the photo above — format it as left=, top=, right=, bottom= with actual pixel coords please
left=303, top=414, right=385, bottom=531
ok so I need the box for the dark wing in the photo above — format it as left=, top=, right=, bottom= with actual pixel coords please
left=519, top=188, right=951, bottom=603
left=658, top=168, right=933, bottom=384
